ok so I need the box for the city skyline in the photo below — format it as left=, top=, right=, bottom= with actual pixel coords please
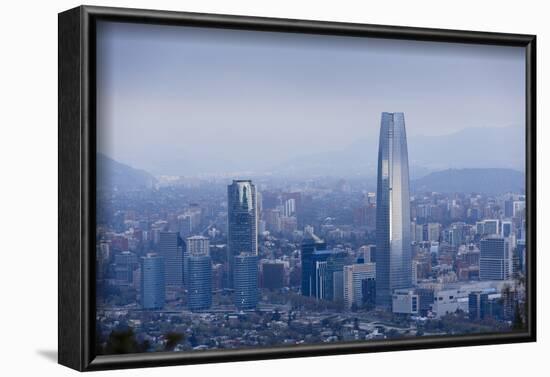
left=96, top=109, right=527, bottom=355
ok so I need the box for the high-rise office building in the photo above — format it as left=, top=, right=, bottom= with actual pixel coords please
left=501, top=220, right=513, bottom=238
left=301, top=233, right=347, bottom=301
left=315, top=261, right=329, bottom=299
left=233, top=253, right=259, bottom=310
left=414, top=223, right=424, bottom=243
left=283, top=198, right=296, bottom=217
left=333, top=270, right=344, bottom=301
left=114, top=251, right=138, bottom=285
left=227, top=180, right=258, bottom=287
left=427, top=223, right=441, bottom=242
left=480, top=237, right=511, bottom=280
left=186, top=235, right=210, bottom=255
left=301, top=233, right=327, bottom=297
left=343, top=263, right=376, bottom=309
left=361, top=278, right=376, bottom=310
left=187, top=255, right=212, bottom=311
left=159, top=231, right=185, bottom=287
left=359, top=245, right=376, bottom=263
left=504, top=199, right=514, bottom=218
left=321, top=254, right=346, bottom=300
left=482, top=219, right=500, bottom=236
left=141, top=253, right=165, bottom=309
left=177, top=214, right=193, bottom=238
left=513, top=200, right=526, bottom=218
left=475, top=221, right=485, bottom=235
left=177, top=207, right=202, bottom=236
left=186, top=235, right=212, bottom=311
left=469, top=290, right=505, bottom=320
left=449, top=222, right=467, bottom=247
left=375, top=112, right=413, bottom=308
left=185, top=235, right=210, bottom=287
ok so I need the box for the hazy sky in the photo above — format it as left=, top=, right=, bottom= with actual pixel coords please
left=96, top=21, right=525, bottom=176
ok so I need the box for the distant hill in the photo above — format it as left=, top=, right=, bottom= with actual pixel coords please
left=273, top=126, right=524, bottom=179
left=97, top=153, right=156, bottom=191
left=411, top=168, right=524, bottom=194
left=407, top=126, right=524, bottom=172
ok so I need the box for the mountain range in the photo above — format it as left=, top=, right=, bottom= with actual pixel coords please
left=97, top=154, right=524, bottom=195
left=273, top=126, right=524, bottom=179
left=411, top=168, right=524, bottom=194
left=97, top=153, right=157, bottom=191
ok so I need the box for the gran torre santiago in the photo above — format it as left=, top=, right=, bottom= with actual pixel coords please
left=375, top=112, right=413, bottom=308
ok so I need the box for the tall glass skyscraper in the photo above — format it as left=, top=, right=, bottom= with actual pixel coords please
left=300, top=233, right=327, bottom=297
left=375, top=112, right=413, bottom=309
left=159, top=231, right=185, bottom=287
left=227, top=180, right=258, bottom=287
left=301, top=233, right=346, bottom=301
left=233, top=253, right=259, bottom=310
left=185, top=235, right=210, bottom=288
left=187, top=255, right=213, bottom=311
left=140, top=253, right=165, bottom=310
left=479, top=237, right=511, bottom=280
left=186, top=235, right=212, bottom=311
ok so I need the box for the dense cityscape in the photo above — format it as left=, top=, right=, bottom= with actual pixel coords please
left=95, top=113, right=527, bottom=355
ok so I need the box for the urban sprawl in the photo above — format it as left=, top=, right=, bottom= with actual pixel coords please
left=96, top=113, right=527, bottom=354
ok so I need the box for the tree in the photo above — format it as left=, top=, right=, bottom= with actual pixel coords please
left=189, top=332, right=198, bottom=347
left=104, top=328, right=149, bottom=354
left=512, top=303, right=525, bottom=330
left=386, top=329, right=401, bottom=338
left=164, top=332, right=184, bottom=351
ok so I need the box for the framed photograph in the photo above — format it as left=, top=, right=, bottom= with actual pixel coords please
left=58, top=5, right=536, bottom=371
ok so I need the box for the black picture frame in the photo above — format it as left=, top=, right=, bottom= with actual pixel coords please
left=58, top=5, right=536, bottom=372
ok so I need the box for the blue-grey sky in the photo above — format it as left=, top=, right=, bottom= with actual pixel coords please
left=96, top=21, right=525, bottom=176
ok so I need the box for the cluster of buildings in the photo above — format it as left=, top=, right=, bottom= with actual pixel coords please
left=96, top=112, right=527, bottom=350
left=99, top=180, right=261, bottom=312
